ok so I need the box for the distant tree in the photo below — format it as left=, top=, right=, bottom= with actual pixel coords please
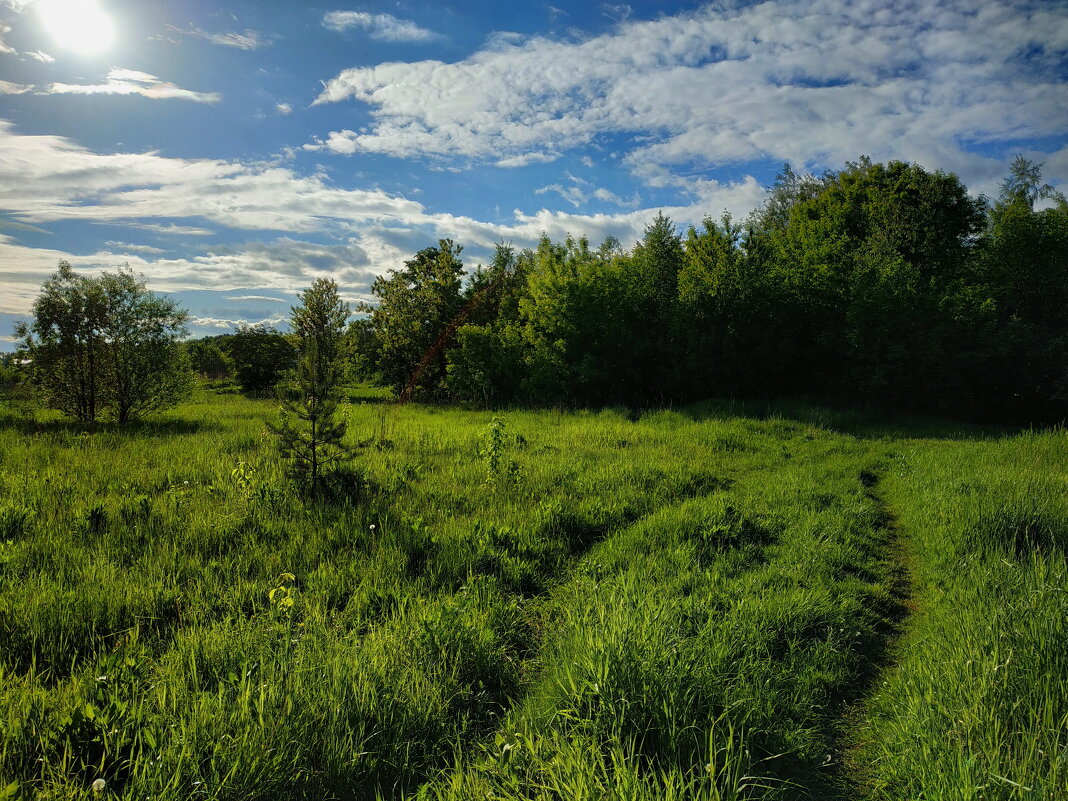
left=186, top=338, right=232, bottom=379
left=997, top=155, right=1065, bottom=211
left=268, top=279, right=352, bottom=489
left=224, top=323, right=296, bottom=393
left=445, top=243, right=530, bottom=407
left=360, top=240, right=465, bottom=399
left=982, top=158, right=1068, bottom=417
left=0, top=352, right=27, bottom=396
left=518, top=235, right=636, bottom=405
left=748, top=163, right=827, bottom=234
left=15, top=262, right=191, bottom=423
left=629, top=213, right=684, bottom=400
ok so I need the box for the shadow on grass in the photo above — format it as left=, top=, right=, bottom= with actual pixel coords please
left=0, top=413, right=217, bottom=438
left=676, top=396, right=1036, bottom=442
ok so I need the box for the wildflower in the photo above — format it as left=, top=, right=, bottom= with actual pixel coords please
left=92, top=778, right=106, bottom=795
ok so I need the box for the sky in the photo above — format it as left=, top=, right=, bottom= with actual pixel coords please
left=1, top=0, right=1066, bottom=347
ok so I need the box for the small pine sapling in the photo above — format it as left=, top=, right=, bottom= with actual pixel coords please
left=268, top=279, right=352, bottom=491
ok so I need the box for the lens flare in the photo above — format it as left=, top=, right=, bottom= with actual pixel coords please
left=37, top=0, right=115, bottom=56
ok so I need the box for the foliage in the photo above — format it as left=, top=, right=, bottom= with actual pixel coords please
left=224, top=323, right=296, bottom=394
left=359, top=240, right=465, bottom=400
left=355, top=156, right=1063, bottom=423
left=186, top=338, right=232, bottom=379
left=268, top=279, right=352, bottom=490
left=15, top=262, right=192, bottom=423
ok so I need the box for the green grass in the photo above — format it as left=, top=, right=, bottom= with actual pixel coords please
left=0, top=388, right=1063, bottom=799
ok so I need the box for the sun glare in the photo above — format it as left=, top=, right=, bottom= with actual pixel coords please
left=37, top=0, right=115, bottom=56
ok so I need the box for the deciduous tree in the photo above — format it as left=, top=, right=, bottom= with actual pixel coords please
left=16, top=262, right=191, bottom=423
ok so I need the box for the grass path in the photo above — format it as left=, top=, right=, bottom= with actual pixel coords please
left=837, top=464, right=918, bottom=797
left=842, top=434, right=1068, bottom=800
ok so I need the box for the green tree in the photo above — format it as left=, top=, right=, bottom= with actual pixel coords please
left=16, top=262, right=191, bottom=423
left=998, top=155, right=1065, bottom=211
left=360, top=240, right=465, bottom=399
left=982, top=158, right=1068, bottom=417
left=186, top=338, right=232, bottom=379
left=268, top=279, right=352, bottom=489
left=225, top=324, right=296, bottom=393
left=96, top=270, right=193, bottom=423
left=755, top=158, right=987, bottom=407
left=445, top=243, right=530, bottom=407
left=622, top=213, right=685, bottom=401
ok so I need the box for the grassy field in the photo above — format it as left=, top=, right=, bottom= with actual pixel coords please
left=0, top=386, right=1064, bottom=800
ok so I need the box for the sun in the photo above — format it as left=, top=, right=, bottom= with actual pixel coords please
left=36, top=0, right=115, bottom=56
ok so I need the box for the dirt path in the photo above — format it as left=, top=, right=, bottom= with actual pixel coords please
left=832, top=467, right=919, bottom=797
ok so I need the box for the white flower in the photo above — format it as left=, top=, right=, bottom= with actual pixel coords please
left=92, top=778, right=106, bottom=794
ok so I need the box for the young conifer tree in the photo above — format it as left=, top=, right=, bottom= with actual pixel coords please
left=269, top=278, right=351, bottom=490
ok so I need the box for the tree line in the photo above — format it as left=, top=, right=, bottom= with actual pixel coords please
left=354, top=156, right=1068, bottom=422
left=12, top=155, right=1068, bottom=427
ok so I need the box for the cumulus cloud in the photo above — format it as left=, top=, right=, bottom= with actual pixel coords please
left=312, top=0, right=1068, bottom=193
left=322, top=11, right=440, bottom=43
left=0, top=233, right=385, bottom=314
left=0, top=119, right=426, bottom=232
left=0, top=114, right=776, bottom=320
left=42, top=68, right=220, bottom=103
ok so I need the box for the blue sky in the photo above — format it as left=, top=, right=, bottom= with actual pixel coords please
left=1, top=0, right=1066, bottom=346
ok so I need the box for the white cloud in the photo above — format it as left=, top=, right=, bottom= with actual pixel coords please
left=124, top=222, right=215, bottom=236
left=495, top=152, right=561, bottom=168
left=536, top=183, right=586, bottom=207
left=601, top=4, right=632, bottom=23
left=25, top=49, right=53, bottom=62
left=322, top=11, right=439, bottom=43
left=0, top=78, right=31, bottom=94
left=103, top=240, right=165, bottom=254
left=42, top=68, right=220, bottom=103
left=0, top=233, right=385, bottom=314
left=0, top=24, right=14, bottom=55
left=226, top=295, right=289, bottom=303
left=312, top=0, right=1068, bottom=192
left=593, top=187, right=640, bottom=209
left=189, top=314, right=286, bottom=330
left=275, top=102, right=292, bottom=114
left=0, top=119, right=426, bottom=232
left=169, top=25, right=271, bottom=50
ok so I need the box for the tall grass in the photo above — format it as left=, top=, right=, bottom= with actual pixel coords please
left=0, top=388, right=1062, bottom=799
left=852, top=432, right=1068, bottom=799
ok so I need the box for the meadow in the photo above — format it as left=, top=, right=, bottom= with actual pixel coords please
left=0, top=385, right=1064, bottom=800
